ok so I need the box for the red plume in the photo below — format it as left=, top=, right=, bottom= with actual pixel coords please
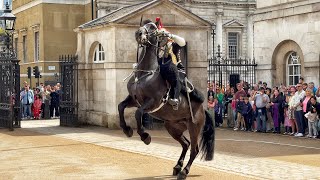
left=155, top=17, right=163, bottom=29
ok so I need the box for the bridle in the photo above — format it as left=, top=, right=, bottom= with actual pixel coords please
left=134, top=23, right=161, bottom=68
left=123, top=23, right=162, bottom=83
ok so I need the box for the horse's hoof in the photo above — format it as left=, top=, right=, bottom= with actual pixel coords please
left=173, top=166, right=182, bottom=176
left=177, top=171, right=187, bottom=180
left=123, top=126, right=133, bottom=137
left=141, top=133, right=151, bottom=145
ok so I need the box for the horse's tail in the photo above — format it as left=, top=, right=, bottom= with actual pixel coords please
left=200, top=109, right=215, bottom=161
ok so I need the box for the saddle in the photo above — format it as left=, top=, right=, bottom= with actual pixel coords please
left=178, top=73, right=205, bottom=103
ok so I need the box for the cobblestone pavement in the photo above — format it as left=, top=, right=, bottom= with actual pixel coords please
left=21, top=120, right=320, bottom=180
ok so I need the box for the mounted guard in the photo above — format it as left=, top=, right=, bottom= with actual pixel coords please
left=154, top=17, right=187, bottom=110
left=118, top=17, right=215, bottom=180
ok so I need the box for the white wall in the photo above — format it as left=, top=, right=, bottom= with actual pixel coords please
left=256, top=0, right=301, bottom=8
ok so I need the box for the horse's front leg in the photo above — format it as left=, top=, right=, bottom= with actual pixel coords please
left=118, top=95, right=136, bottom=137
left=135, top=99, right=154, bottom=145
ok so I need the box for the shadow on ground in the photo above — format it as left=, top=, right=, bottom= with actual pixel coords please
left=124, top=174, right=201, bottom=180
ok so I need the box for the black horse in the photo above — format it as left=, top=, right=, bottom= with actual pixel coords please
left=118, top=22, right=215, bottom=180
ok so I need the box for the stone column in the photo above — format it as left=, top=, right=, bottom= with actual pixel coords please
left=215, top=12, right=223, bottom=51
left=247, top=12, right=254, bottom=60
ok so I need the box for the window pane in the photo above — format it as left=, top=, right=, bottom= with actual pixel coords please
left=294, top=66, right=299, bottom=74
left=294, top=76, right=299, bottom=85
left=228, top=32, right=238, bottom=59
left=101, top=52, right=105, bottom=60
left=287, top=52, right=301, bottom=86
left=289, top=76, right=293, bottom=86
left=94, top=43, right=105, bottom=62
left=23, top=36, right=27, bottom=63
left=14, top=38, right=18, bottom=56
left=34, top=32, right=39, bottom=62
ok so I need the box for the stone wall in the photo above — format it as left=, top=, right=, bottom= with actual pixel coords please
left=254, top=0, right=320, bottom=86
left=96, top=0, right=256, bottom=59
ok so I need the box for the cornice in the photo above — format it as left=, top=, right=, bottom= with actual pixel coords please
left=175, top=0, right=256, bottom=8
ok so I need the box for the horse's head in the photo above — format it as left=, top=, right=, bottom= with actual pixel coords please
left=135, top=22, right=158, bottom=46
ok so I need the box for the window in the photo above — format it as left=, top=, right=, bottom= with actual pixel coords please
left=93, top=43, right=105, bottom=62
left=14, top=37, right=18, bottom=55
left=34, top=32, right=39, bottom=62
left=228, top=32, right=238, bottom=59
left=287, top=52, right=301, bottom=86
left=23, top=35, right=27, bottom=63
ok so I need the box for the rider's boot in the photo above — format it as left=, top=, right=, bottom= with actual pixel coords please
left=168, top=79, right=181, bottom=110
left=177, top=61, right=185, bottom=73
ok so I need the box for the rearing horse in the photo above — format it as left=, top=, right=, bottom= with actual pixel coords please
left=118, top=22, right=215, bottom=180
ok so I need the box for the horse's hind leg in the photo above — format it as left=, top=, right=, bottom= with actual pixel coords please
left=178, top=118, right=203, bottom=180
left=118, top=95, right=136, bottom=137
left=164, top=121, right=189, bottom=176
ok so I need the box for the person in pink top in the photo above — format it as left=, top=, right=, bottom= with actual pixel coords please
left=33, top=94, right=42, bottom=120
left=207, top=96, right=215, bottom=121
left=302, top=89, right=313, bottom=132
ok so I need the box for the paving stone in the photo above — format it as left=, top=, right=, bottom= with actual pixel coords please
left=21, top=120, right=320, bottom=179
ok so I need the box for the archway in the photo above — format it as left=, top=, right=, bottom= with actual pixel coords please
left=271, top=40, right=304, bottom=86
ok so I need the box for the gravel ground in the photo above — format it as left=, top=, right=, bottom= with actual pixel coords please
left=0, top=128, right=251, bottom=180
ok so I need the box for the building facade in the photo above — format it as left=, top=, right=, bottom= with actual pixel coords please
left=12, top=0, right=95, bottom=87
left=96, top=0, right=256, bottom=59
left=254, top=0, right=320, bottom=87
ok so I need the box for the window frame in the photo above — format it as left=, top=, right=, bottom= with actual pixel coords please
left=287, top=52, right=301, bottom=86
left=14, top=37, right=18, bottom=56
left=22, top=35, right=27, bottom=63
left=227, top=32, right=239, bottom=59
left=93, top=43, right=105, bottom=63
left=34, top=31, right=39, bottom=62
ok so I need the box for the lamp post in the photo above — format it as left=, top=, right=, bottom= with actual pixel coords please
left=0, top=2, right=16, bottom=56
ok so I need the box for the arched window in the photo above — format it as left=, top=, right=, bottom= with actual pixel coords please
left=93, top=43, right=105, bottom=62
left=287, top=52, right=301, bottom=86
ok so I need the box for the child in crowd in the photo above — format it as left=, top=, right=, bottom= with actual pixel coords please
left=33, top=94, right=42, bottom=120
left=283, top=105, right=291, bottom=134
left=234, top=96, right=245, bottom=131
left=207, top=96, right=215, bottom=121
left=231, top=95, right=237, bottom=129
left=242, top=97, right=252, bottom=131
left=305, top=96, right=320, bottom=138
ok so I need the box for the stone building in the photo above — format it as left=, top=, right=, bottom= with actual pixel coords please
left=254, top=0, right=320, bottom=87
left=12, top=0, right=95, bottom=87
left=75, top=0, right=212, bottom=127
left=96, top=0, right=256, bottom=59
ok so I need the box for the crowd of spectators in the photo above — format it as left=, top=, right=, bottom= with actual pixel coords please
left=207, top=77, right=320, bottom=139
left=20, top=81, right=61, bottom=120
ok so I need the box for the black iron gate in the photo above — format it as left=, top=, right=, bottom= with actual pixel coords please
left=208, top=48, right=257, bottom=89
left=59, top=55, right=79, bottom=127
left=0, top=53, right=21, bottom=130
